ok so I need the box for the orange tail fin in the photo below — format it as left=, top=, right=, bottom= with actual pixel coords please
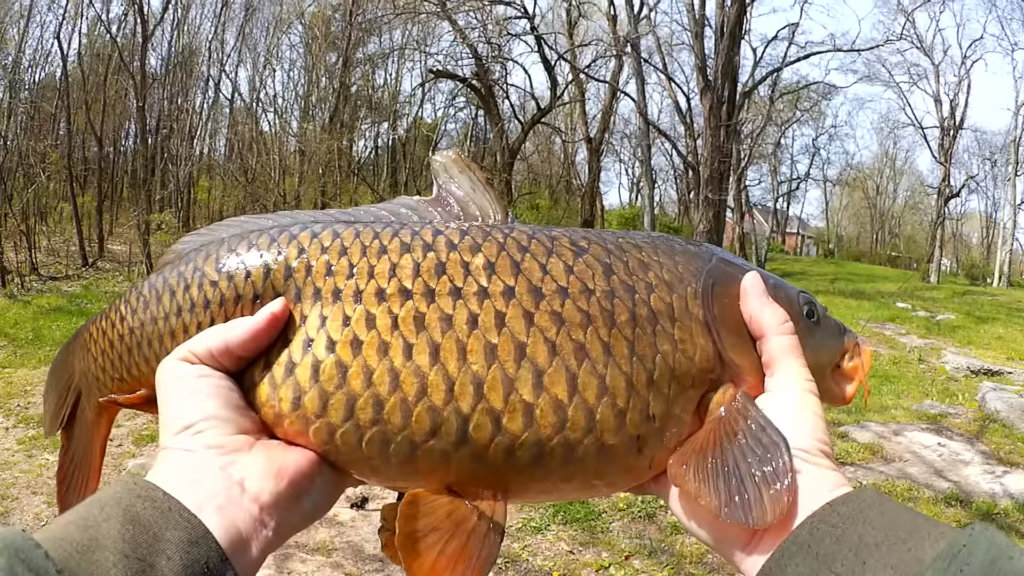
left=43, top=327, right=120, bottom=513
left=55, top=397, right=119, bottom=512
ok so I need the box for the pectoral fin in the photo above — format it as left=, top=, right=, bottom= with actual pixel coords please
left=667, top=384, right=794, bottom=529
left=392, top=488, right=507, bottom=576
left=99, top=389, right=157, bottom=414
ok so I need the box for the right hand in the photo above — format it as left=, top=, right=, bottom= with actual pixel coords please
left=631, top=271, right=853, bottom=576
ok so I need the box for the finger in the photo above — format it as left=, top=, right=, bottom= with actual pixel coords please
left=739, top=272, right=816, bottom=396
left=165, top=297, right=292, bottom=374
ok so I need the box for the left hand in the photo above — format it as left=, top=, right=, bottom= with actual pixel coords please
left=144, top=297, right=359, bottom=576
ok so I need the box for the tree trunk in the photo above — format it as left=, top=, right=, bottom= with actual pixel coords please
left=995, top=110, right=1020, bottom=287
left=623, top=0, right=655, bottom=231
left=56, top=9, right=89, bottom=268
left=689, top=0, right=747, bottom=246
left=926, top=191, right=947, bottom=283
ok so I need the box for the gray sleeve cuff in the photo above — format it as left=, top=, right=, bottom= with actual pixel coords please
left=34, top=474, right=237, bottom=576
left=757, top=487, right=957, bottom=576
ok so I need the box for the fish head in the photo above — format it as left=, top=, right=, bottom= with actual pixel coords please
left=700, top=254, right=872, bottom=407
left=758, top=271, right=872, bottom=406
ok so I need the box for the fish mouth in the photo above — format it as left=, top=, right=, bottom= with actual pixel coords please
left=827, top=336, right=873, bottom=406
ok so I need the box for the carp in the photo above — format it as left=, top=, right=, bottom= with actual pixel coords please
left=43, top=150, right=871, bottom=576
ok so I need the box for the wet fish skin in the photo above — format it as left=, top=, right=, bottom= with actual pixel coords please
left=235, top=221, right=723, bottom=502
left=83, top=220, right=723, bottom=502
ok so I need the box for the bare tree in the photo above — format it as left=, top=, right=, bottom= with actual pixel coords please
left=89, top=0, right=173, bottom=273
left=622, top=0, right=656, bottom=230
left=55, top=0, right=89, bottom=268
left=425, top=0, right=563, bottom=207
left=958, top=128, right=1006, bottom=272
left=681, top=0, right=886, bottom=247
left=563, top=0, right=624, bottom=228
left=812, top=100, right=856, bottom=259
left=990, top=0, right=1024, bottom=287
left=872, top=0, right=987, bottom=283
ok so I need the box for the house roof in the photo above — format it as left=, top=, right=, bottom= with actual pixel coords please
left=727, top=203, right=815, bottom=237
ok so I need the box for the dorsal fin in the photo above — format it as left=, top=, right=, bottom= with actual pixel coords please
left=153, top=149, right=508, bottom=271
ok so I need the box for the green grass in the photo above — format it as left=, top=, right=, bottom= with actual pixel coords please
left=766, top=255, right=1024, bottom=366
left=132, top=423, right=159, bottom=447
left=503, top=495, right=730, bottom=576
left=0, top=276, right=128, bottom=370
left=14, top=429, right=61, bottom=453
left=832, top=430, right=886, bottom=464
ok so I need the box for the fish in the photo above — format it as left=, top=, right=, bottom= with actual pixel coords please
left=43, top=149, right=872, bottom=576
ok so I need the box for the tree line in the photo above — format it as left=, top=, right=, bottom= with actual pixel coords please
left=1, top=0, right=1021, bottom=290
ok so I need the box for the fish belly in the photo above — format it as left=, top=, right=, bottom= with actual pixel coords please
left=124, top=221, right=722, bottom=502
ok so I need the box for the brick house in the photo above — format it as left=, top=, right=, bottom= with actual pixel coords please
left=724, top=204, right=817, bottom=257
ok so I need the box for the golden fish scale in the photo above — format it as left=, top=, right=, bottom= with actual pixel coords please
left=87, top=222, right=723, bottom=502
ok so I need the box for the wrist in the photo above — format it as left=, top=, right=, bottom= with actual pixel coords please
left=736, top=470, right=853, bottom=576
left=145, top=451, right=274, bottom=576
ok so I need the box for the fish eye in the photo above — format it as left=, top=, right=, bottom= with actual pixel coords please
left=803, top=302, right=819, bottom=324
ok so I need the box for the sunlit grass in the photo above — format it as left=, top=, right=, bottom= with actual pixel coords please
left=766, top=256, right=1024, bottom=366
left=0, top=276, right=128, bottom=370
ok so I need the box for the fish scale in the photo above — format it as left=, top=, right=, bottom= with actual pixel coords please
left=72, top=219, right=708, bottom=501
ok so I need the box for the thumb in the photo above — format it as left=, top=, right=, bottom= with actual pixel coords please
left=163, top=298, right=293, bottom=374
left=738, top=272, right=816, bottom=397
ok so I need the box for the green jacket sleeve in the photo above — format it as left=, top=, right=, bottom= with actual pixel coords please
left=757, top=487, right=1024, bottom=576
left=18, top=475, right=237, bottom=576
left=0, top=527, right=62, bottom=576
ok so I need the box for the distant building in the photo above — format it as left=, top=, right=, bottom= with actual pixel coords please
left=725, top=203, right=817, bottom=257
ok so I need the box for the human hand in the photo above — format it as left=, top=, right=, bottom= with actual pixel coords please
left=144, top=298, right=359, bottom=576
left=632, top=271, right=853, bottom=576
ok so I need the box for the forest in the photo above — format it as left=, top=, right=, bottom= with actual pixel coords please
left=1, top=0, right=1022, bottom=289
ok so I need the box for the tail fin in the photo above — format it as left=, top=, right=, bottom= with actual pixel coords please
left=43, top=329, right=119, bottom=513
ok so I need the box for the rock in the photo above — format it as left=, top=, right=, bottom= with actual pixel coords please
left=866, top=322, right=935, bottom=349
left=912, top=310, right=934, bottom=318
left=912, top=400, right=968, bottom=419
left=899, top=334, right=936, bottom=349
left=942, top=350, right=1024, bottom=382
left=934, top=314, right=956, bottom=321
left=978, top=381, right=1024, bottom=434
left=840, top=422, right=1024, bottom=502
left=868, top=322, right=906, bottom=335
left=895, top=302, right=913, bottom=309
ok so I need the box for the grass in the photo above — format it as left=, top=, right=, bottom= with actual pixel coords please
left=0, top=275, right=128, bottom=369
left=132, top=423, right=160, bottom=447
left=831, top=430, right=887, bottom=464
left=502, top=495, right=732, bottom=576
left=765, top=255, right=1024, bottom=366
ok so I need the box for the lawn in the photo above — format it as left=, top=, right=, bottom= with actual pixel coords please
left=765, top=255, right=1024, bottom=365
left=1, top=255, right=1023, bottom=573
